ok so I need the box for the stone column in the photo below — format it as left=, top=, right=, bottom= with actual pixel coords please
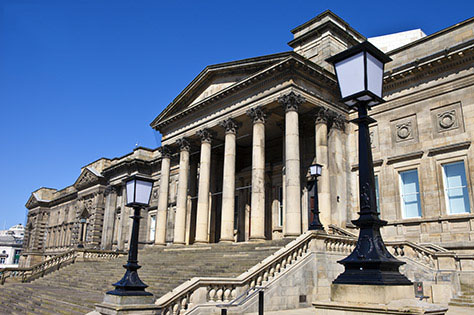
left=195, top=129, right=213, bottom=243
left=155, top=145, right=172, bottom=245
left=329, top=114, right=346, bottom=226
left=247, top=107, right=266, bottom=241
left=174, top=138, right=191, bottom=245
left=278, top=92, right=305, bottom=237
left=315, top=107, right=332, bottom=228
left=101, top=186, right=117, bottom=250
left=219, top=119, right=239, bottom=242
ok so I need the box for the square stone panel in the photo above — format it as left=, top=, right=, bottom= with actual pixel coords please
left=390, top=114, right=418, bottom=145
left=430, top=102, right=465, bottom=137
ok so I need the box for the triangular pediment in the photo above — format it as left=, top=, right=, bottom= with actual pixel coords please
left=151, top=52, right=295, bottom=129
left=74, top=167, right=103, bottom=190
left=151, top=53, right=336, bottom=131
left=25, top=194, right=39, bottom=209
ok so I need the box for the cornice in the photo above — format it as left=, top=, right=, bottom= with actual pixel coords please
left=384, top=39, right=474, bottom=90
left=150, top=52, right=295, bottom=129
left=153, top=54, right=336, bottom=131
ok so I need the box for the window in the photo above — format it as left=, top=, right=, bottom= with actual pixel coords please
left=374, top=175, right=380, bottom=213
left=149, top=214, right=156, bottom=242
left=443, top=162, right=470, bottom=214
left=0, top=258, right=5, bottom=264
left=13, top=250, right=21, bottom=264
left=399, top=170, right=422, bottom=218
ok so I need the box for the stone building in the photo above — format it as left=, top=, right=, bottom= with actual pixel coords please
left=20, top=10, right=474, bottom=267
left=0, top=224, right=24, bottom=268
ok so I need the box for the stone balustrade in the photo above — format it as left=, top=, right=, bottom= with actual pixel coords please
left=0, top=249, right=125, bottom=285
left=154, top=232, right=314, bottom=315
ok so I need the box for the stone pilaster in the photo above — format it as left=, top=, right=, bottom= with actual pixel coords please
left=101, top=186, right=117, bottom=250
left=219, top=119, right=239, bottom=242
left=279, top=92, right=305, bottom=237
left=155, top=145, right=172, bottom=245
left=315, top=107, right=332, bottom=228
left=195, top=129, right=213, bottom=243
left=329, top=113, right=346, bottom=226
left=247, top=107, right=266, bottom=241
left=174, top=138, right=191, bottom=245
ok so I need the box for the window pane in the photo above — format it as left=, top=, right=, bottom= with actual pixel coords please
left=375, top=175, right=380, bottom=213
left=400, top=170, right=421, bottom=218
left=149, top=215, right=156, bottom=242
left=444, top=162, right=470, bottom=214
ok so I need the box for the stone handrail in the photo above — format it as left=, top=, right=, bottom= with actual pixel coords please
left=322, top=228, right=474, bottom=272
left=0, top=249, right=126, bottom=285
left=154, top=231, right=315, bottom=315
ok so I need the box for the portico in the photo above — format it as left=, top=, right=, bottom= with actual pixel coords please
left=152, top=86, right=347, bottom=245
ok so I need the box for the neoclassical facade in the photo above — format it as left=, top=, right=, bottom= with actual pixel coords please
left=21, top=11, right=474, bottom=266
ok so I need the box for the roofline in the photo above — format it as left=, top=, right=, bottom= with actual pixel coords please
left=150, top=51, right=294, bottom=128
left=152, top=53, right=337, bottom=130
left=290, top=9, right=365, bottom=39
left=387, top=15, right=474, bottom=55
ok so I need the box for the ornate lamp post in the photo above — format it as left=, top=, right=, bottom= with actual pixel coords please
left=107, top=175, right=154, bottom=296
left=308, top=163, right=324, bottom=231
left=77, top=218, right=86, bottom=248
left=326, top=42, right=412, bottom=285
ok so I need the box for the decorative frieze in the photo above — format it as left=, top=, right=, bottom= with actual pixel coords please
left=278, top=92, right=306, bottom=112
left=430, top=102, right=464, bottom=137
left=390, top=114, right=418, bottom=145
left=219, top=118, right=239, bottom=134
left=246, top=106, right=267, bottom=124
left=176, top=138, right=191, bottom=152
left=197, top=129, right=213, bottom=143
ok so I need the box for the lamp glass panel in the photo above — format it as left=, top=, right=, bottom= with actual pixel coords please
left=126, top=180, right=135, bottom=204
left=334, top=52, right=365, bottom=99
left=310, top=165, right=317, bottom=176
left=316, top=165, right=322, bottom=176
left=135, top=180, right=153, bottom=205
left=366, top=52, right=384, bottom=98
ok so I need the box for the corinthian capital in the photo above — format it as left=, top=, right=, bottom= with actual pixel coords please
left=278, top=92, right=305, bottom=112
left=246, top=106, right=266, bottom=124
left=176, top=138, right=191, bottom=151
left=219, top=118, right=239, bottom=134
left=331, top=114, right=346, bottom=132
left=315, top=107, right=331, bottom=124
left=197, top=129, right=213, bottom=143
left=159, top=145, right=172, bottom=158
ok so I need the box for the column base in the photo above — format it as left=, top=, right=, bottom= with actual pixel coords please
left=153, top=242, right=166, bottom=246
left=193, top=240, right=209, bottom=244
left=219, top=238, right=234, bottom=243
left=249, top=237, right=266, bottom=242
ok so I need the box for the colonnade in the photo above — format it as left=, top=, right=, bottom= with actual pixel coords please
left=153, top=92, right=345, bottom=245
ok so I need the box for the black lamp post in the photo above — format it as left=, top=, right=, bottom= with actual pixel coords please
left=107, top=175, right=154, bottom=296
left=77, top=218, right=86, bottom=248
left=308, top=163, right=324, bottom=231
left=326, top=42, right=412, bottom=285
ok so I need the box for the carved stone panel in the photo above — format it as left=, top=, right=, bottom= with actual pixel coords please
left=390, top=114, right=418, bottom=145
left=430, top=102, right=464, bottom=137
left=369, top=124, right=379, bottom=150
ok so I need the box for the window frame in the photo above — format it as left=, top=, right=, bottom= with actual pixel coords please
left=442, top=161, right=471, bottom=215
left=398, top=168, right=422, bottom=219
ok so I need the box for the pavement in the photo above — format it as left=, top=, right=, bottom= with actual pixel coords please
left=246, top=305, right=472, bottom=314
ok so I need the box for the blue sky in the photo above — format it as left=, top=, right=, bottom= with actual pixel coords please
left=0, top=0, right=473, bottom=228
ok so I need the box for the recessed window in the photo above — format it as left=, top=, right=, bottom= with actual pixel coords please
left=149, top=214, right=156, bottom=242
left=443, top=162, right=470, bottom=214
left=399, top=170, right=422, bottom=218
left=278, top=186, right=283, bottom=227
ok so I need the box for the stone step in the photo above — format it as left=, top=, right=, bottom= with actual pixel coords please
left=0, top=239, right=292, bottom=314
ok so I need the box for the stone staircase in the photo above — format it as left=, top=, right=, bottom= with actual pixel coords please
left=449, top=274, right=474, bottom=308
left=0, top=239, right=291, bottom=315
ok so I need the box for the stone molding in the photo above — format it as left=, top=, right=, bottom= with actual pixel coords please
left=427, top=141, right=471, bottom=156
left=176, top=138, right=191, bottom=152
left=159, top=145, right=173, bottom=159
left=219, top=118, right=239, bottom=134
left=386, top=151, right=424, bottom=164
left=278, top=91, right=306, bottom=112
left=246, top=106, right=267, bottom=124
left=197, top=128, right=213, bottom=143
